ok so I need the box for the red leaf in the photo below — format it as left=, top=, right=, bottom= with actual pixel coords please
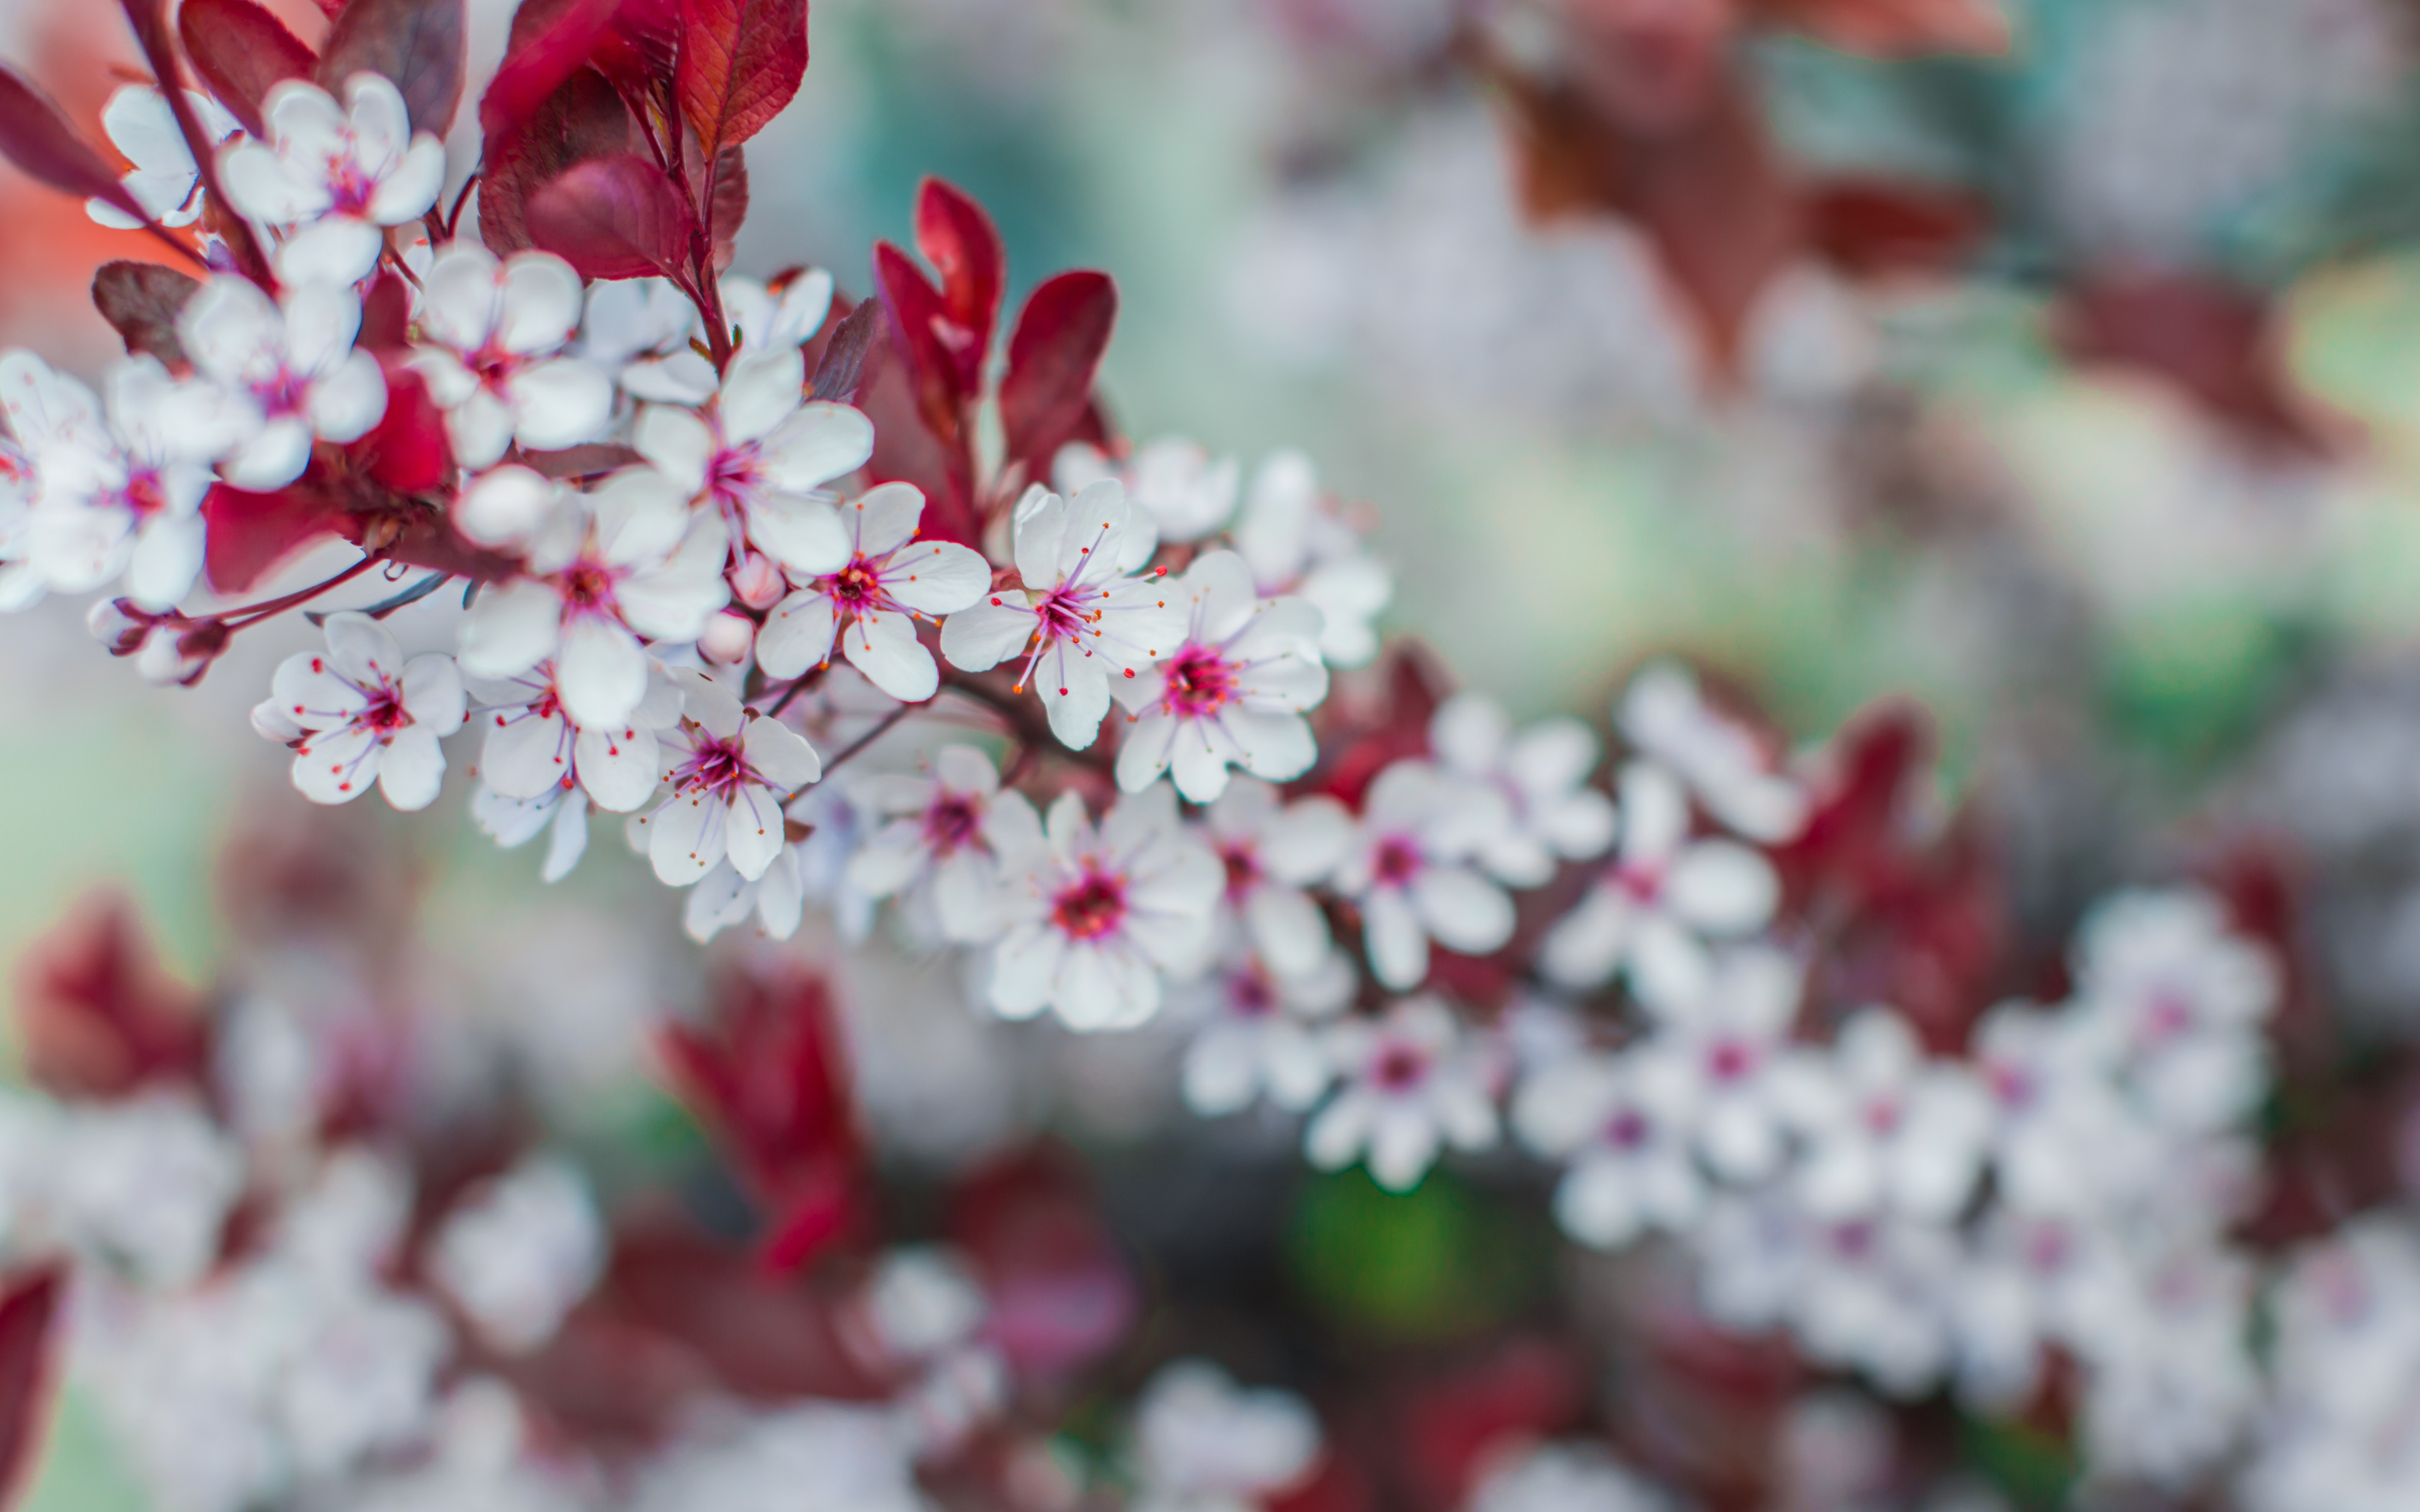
left=527, top=153, right=693, bottom=280
left=358, top=271, right=412, bottom=350
left=857, top=341, right=978, bottom=546
left=203, top=479, right=346, bottom=593
left=912, top=177, right=1004, bottom=394
left=14, top=891, right=209, bottom=1100
left=178, top=0, right=317, bottom=138
left=0, top=1266, right=64, bottom=1508
left=476, top=66, right=633, bottom=258
left=872, top=241, right=964, bottom=441
left=590, top=0, right=680, bottom=98
left=674, top=0, right=807, bottom=163
left=480, top=0, right=622, bottom=148
left=92, top=261, right=201, bottom=367
left=0, top=66, right=148, bottom=224
left=808, top=294, right=885, bottom=402
left=947, top=1147, right=1135, bottom=1378
left=352, top=363, right=452, bottom=492
left=999, top=269, right=1116, bottom=475
left=2059, top=271, right=2327, bottom=452
left=319, top=0, right=468, bottom=137
left=1749, top=0, right=2012, bottom=56
left=1802, top=177, right=1988, bottom=278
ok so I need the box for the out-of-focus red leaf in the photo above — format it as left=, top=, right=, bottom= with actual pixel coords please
left=857, top=341, right=979, bottom=547
left=480, top=0, right=621, bottom=148
left=0, top=1266, right=64, bottom=1509
left=948, top=1147, right=1136, bottom=1378
left=999, top=270, right=1116, bottom=476
left=1307, top=643, right=1454, bottom=810
left=1802, top=178, right=1989, bottom=277
left=808, top=295, right=885, bottom=402
left=528, top=153, right=693, bottom=281
left=913, top=177, right=1004, bottom=394
left=675, top=0, right=807, bottom=164
left=178, top=0, right=317, bottom=137
left=92, top=261, right=200, bottom=367
left=203, top=479, right=345, bottom=593
left=0, top=66, right=150, bottom=224
left=693, top=146, right=746, bottom=270
left=658, top=962, right=862, bottom=1273
left=873, top=241, right=964, bottom=441
left=318, top=0, right=468, bottom=137
left=352, top=363, right=451, bottom=492
left=359, top=272, right=413, bottom=350
left=2059, top=271, right=2329, bottom=452
left=1748, top=0, right=2012, bottom=56
left=14, top=891, right=209, bottom=1100
left=1392, top=1339, right=1588, bottom=1509
left=589, top=0, right=680, bottom=98
left=478, top=66, right=633, bottom=258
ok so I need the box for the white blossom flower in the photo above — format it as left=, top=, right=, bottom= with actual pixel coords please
left=1332, top=760, right=1514, bottom=991
left=455, top=466, right=730, bottom=731
left=756, top=481, right=991, bottom=700
left=580, top=277, right=713, bottom=401
left=1112, top=548, right=1328, bottom=802
left=722, top=269, right=836, bottom=356
left=470, top=774, right=592, bottom=883
left=940, top=479, right=1186, bottom=750
left=988, top=782, right=1223, bottom=1031
left=0, top=430, right=39, bottom=611
left=2070, top=1243, right=2259, bottom=1487
left=1305, top=996, right=1500, bottom=1191
left=630, top=1403, right=927, bottom=1512
left=635, top=668, right=822, bottom=885
left=1649, top=944, right=1804, bottom=1182
left=1131, top=1360, right=1321, bottom=1512
left=1179, top=947, right=1354, bottom=1117
left=2068, top=888, right=2280, bottom=1133
left=679, top=781, right=877, bottom=946
left=1512, top=1048, right=1705, bottom=1250
left=47, top=1091, right=245, bottom=1290
left=635, top=346, right=867, bottom=576
left=1773, top=1007, right=1992, bottom=1222
left=1971, top=1000, right=2165, bottom=1220
left=254, top=612, right=465, bottom=810
left=409, top=246, right=614, bottom=469
left=1197, top=777, right=1354, bottom=980
left=1429, top=692, right=1616, bottom=886
left=846, top=745, right=1013, bottom=942
left=216, top=74, right=446, bottom=286
left=1619, top=662, right=1808, bottom=844
left=1231, top=450, right=1390, bottom=667
left=468, top=663, right=681, bottom=814
left=428, top=1155, right=604, bottom=1354
left=86, top=86, right=242, bottom=230
left=1468, top=1443, right=1674, bottom=1512
left=1540, top=760, right=1779, bottom=1011
left=176, top=276, right=387, bottom=490
left=1056, top=436, right=1240, bottom=542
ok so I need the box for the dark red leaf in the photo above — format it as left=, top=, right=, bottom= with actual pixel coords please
left=0, top=66, right=149, bottom=224
left=857, top=341, right=977, bottom=546
left=351, top=363, right=451, bottom=493
left=359, top=271, right=412, bottom=350
left=2058, top=271, right=2328, bottom=452
left=527, top=152, right=693, bottom=280
left=999, top=270, right=1116, bottom=475
left=202, top=479, right=345, bottom=593
left=0, top=1266, right=64, bottom=1508
left=948, top=1147, right=1135, bottom=1377
left=523, top=442, right=641, bottom=478
left=14, top=891, right=209, bottom=1100
left=479, top=0, right=621, bottom=148
left=1748, top=0, right=2011, bottom=56
left=589, top=0, right=680, bottom=98
left=178, top=0, right=317, bottom=137
left=912, top=177, right=1003, bottom=393
left=1802, top=178, right=1988, bottom=277
left=318, top=0, right=468, bottom=137
left=476, top=65, right=633, bottom=258
left=91, top=261, right=201, bottom=367
left=703, top=146, right=746, bottom=272
left=808, top=295, right=884, bottom=402
left=872, top=241, right=962, bottom=440
left=675, top=0, right=807, bottom=163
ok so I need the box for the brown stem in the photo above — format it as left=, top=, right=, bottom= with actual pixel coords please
left=118, top=0, right=272, bottom=287
left=819, top=704, right=912, bottom=775
left=218, top=554, right=383, bottom=628
left=936, top=666, right=1117, bottom=780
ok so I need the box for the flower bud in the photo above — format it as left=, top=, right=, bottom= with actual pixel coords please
left=698, top=609, right=756, bottom=666
left=729, top=550, right=786, bottom=610
left=86, top=598, right=152, bottom=656
left=456, top=466, right=561, bottom=548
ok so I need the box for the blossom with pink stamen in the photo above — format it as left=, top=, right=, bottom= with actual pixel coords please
left=988, top=782, right=1221, bottom=1030
left=466, top=663, right=682, bottom=815
left=756, top=482, right=991, bottom=701
left=253, top=612, right=464, bottom=811
left=634, top=347, right=868, bottom=578
left=1177, top=945, right=1353, bottom=1117
left=1514, top=1047, right=1705, bottom=1250
left=1112, top=549, right=1328, bottom=802
left=637, top=670, right=823, bottom=885
left=940, top=480, right=1187, bottom=750
left=216, top=74, right=446, bottom=287
left=176, top=277, right=388, bottom=491
left=847, top=745, right=1014, bottom=942
left=1332, top=760, right=1515, bottom=991
left=1305, top=997, right=1501, bottom=1191
left=1196, top=776, right=1353, bottom=979
left=408, top=247, right=613, bottom=469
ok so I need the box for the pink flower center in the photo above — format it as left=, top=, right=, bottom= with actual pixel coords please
left=1604, top=1109, right=1651, bottom=1149
left=560, top=558, right=619, bottom=616
left=1229, top=970, right=1277, bottom=1019
left=1371, top=835, right=1423, bottom=890
left=1707, top=1039, right=1754, bottom=1082
left=1612, top=861, right=1664, bottom=905
left=1050, top=868, right=1127, bottom=942
left=1828, top=1220, right=1877, bottom=1261
left=708, top=444, right=765, bottom=511
left=671, top=730, right=759, bottom=802
left=827, top=559, right=890, bottom=612
left=1219, top=842, right=1262, bottom=900
left=2141, top=987, right=2196, bottom=1045
left=322, top=150, right=376, bottom=216
left=1984, top=1059, right=2034, bottom=1109
left=923, top=794, right=981, bottom=855
left=252, top=366, right=311, bottom=421
left=1161, top=644, right=1239, bottom=718
left=1862, top=1097, right=1902, bottom=1135
left=356, top=680, right=411, bottom=736
left=1370, top=1041, right=1431, bottom=1092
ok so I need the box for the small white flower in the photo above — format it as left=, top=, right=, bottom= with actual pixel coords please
left=1429, top=692, right=1616, bottom=886
left=455, top=466, right=731, bottom=731
left=1178, top=947, right=1354, bottom=1117
left=428, top=1155, right=604, bottom=1355
left=86, top=86, right=243, bottom=230
left=1773, top=1007, right=1992, bottom=1222
left=49, top=1091, right=245, bottom=1290
left=1305, top=996, right=1500, bottom=1191
left=1648, top=944, right=1804, bottom=1182
left=580, top=277, right=713, bottom=402
left=756, top=481, right=991, bottom=701
left=635, top=347, right=867, bottom=575
left=1971, top=1001, right=2165, bottom=1219
left=1618, top=662, right=1808, bottom=844
left=1332, top=760, right=1515, bottom=992
left=637, top=668, right=822, bottom=885
left=178, top=276, right=388, bottom=490
left=1468, top=1443, right=1674, bottom=1512
left=1131, top=1360, right=1321, bottom=1512
left=468, top=663, right=682, bottom=815
left=1232, top=450, right=1390, bottom=667
left=1540, top=760, right=1778, bottom=1011
left=254, top=612, right=466, bottom=810
left=2068, top=888, right=2279, bottom=1133
left=722, top=270, right=837, bottom=356
left=1197, top=776, right=1354, bottom=979
left=1113, top=549, right=1329, bottom=802
left=471, top=776, right=592, bottom=883
left=846, top=745, right=1013, bottom=942
left=988, top=782, right=1223, bottom=1031
left=940, top=479, right=1187, bottom=750
left=217, top=74, right=447, bottom=286
left=1055, top=436, right=1240, bottom=542
left=1512, top=1048, right=1705, bottom=1250
left=409, top=246, right=614, bottom=469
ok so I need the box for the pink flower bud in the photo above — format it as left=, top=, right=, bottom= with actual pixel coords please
left=729, top=551, right=786, bottom=610
left=698, top=609, right=757, bottom=665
